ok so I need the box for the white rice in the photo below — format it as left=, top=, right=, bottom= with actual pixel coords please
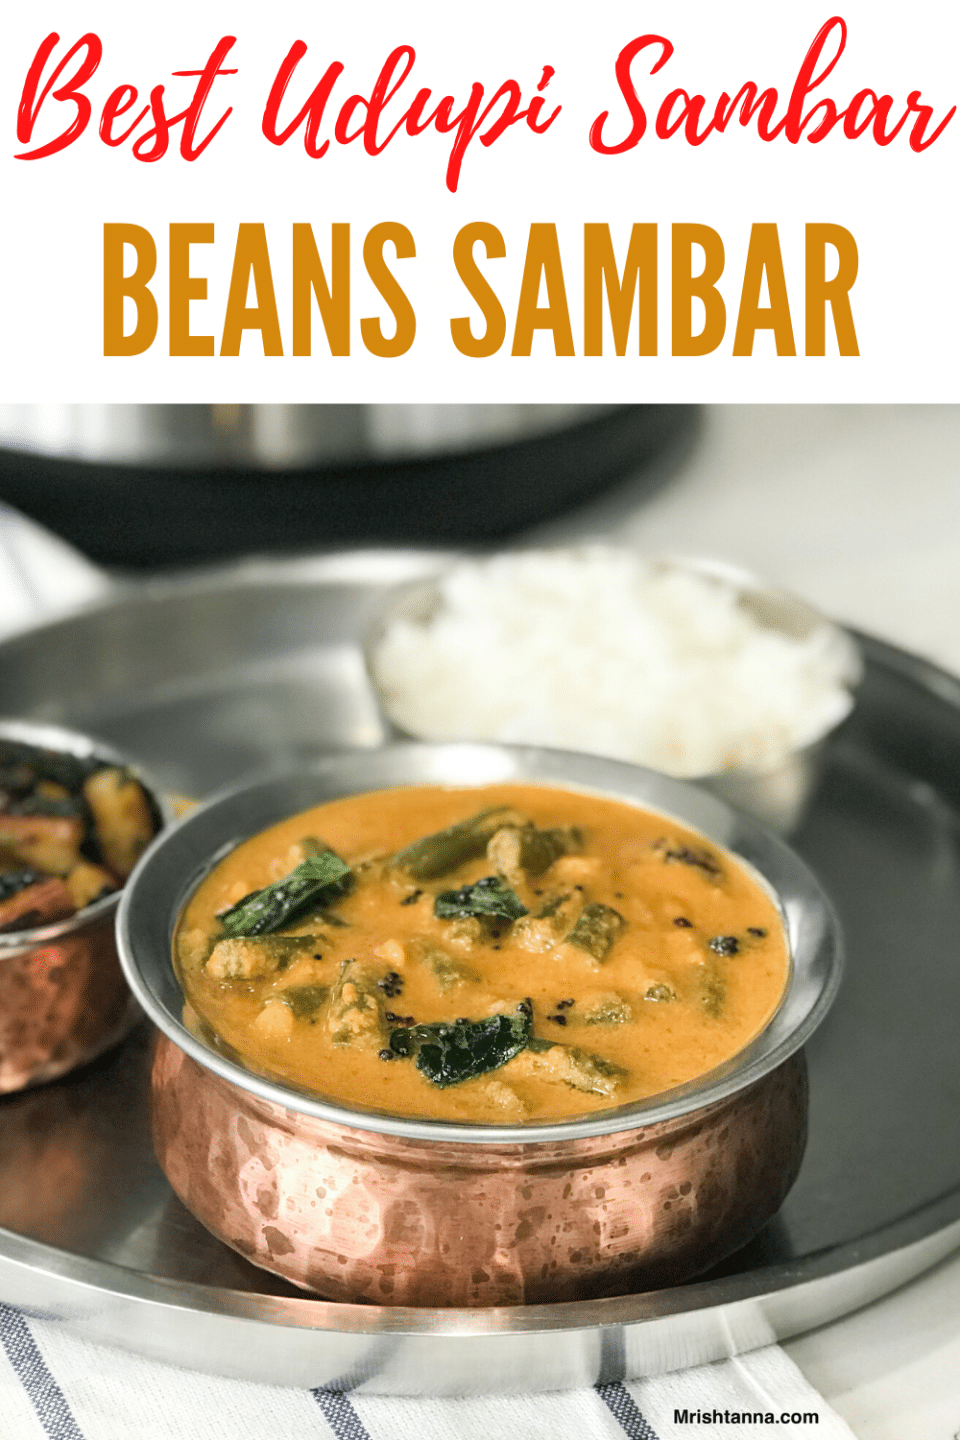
left=371, top=548, right=860, bottom=777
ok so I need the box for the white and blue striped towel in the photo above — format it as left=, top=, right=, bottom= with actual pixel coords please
left=0, top=1305, right=856, bottom=1440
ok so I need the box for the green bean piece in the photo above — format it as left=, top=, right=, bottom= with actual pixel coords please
left=412, top=940, right=481, bottom=991
left=327, top=958, right=387, bottom=1049
left=701, top=967, right=725, bottom=1018
left=276, top=984, right=330, bottom=1020
left=206, top=934, right=324, bottom=980
left=390, top=807, right=529, bottom=880
left=535, top=891, right=574, bottom=920
left=644, top=983, right=677, bottom=1003
left=510, top=1042, right=627, bottom=1096
left=486, top=825, right=582, bottom=883
left=563, top=903, right=627, bottom=963
left=578, top=992, right=633, bottom=1025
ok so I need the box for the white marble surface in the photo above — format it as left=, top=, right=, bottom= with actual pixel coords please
left=2, top=404, right=959, bottom=1437
left=785, top=1246, right=960, bottom=1440
left=530, top=403, right=960, bottom=675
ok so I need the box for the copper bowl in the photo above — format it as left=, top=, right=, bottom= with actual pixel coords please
left=117, top=744, right=842, bottom=1307
left=0, top=719, right=169, bottom=1093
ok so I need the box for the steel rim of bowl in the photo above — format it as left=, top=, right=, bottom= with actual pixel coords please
left=116, top=741, right=843, bottom=1146
left=0, top=716, right=172, bottom=953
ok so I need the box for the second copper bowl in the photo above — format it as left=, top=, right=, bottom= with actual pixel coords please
left=0, top=719, right=169, bottom=1094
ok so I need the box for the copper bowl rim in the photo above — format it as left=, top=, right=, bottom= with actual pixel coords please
left=0, top=716, right=172, bottom=955
left=116, top=741, right=843, bottom=1145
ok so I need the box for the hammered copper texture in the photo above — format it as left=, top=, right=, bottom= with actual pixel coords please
left=0, top=914, right=137, bottom=1093
left=151, top=1036, right=808, bottom=1307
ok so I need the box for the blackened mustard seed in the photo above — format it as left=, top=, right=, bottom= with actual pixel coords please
left=709, top=935, right=740, bottom=956
left=673, top=917, right=693, bottom=928
left=748, top=926, right=768, bottom=937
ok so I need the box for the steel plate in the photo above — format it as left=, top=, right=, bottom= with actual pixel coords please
left=0, top=550, right=958, bottom=1393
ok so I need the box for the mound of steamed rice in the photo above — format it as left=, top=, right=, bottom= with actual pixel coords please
left=371, top=549, right=860, bottom=777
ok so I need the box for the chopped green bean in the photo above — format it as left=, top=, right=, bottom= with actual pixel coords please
left=412, top=940, right=481, bottom=991
left=578, top=992, right=633, bottom=1025
left=486, top=824, right=582, bottom=882
left=206, top=934, right=323, bottom=979
left=644, top=983, right=677, bottom=1003
left=510, top=1042, right=627, bottom=1095
left=328, top=958, right=387, bottom=1049
left=390, top=807, right=528, bottom=880
left=277, top=983, right=329, bottom=1020
left=536, top=891, right=573, bottom=920
left=701, top=968, right=725, bottom=1018
left=563, top=903, right=627, bottom=963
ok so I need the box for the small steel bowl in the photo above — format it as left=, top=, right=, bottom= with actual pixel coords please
left=0, top=719, right=170, bottom=1094
left=118, top=744, right=842, bottom=1307
left=364, top=552, right=863, bottom=834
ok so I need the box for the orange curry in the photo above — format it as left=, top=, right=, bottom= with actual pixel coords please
left=175, top=784, right=789, bottom=1123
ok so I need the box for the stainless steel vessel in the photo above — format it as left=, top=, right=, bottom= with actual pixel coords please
left=0, top=407, right=695, bottom=568
left=0, top=405, right=605, bottom=470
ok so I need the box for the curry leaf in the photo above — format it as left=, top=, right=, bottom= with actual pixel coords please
left=389, top=1010, right=532, bottom=1087
left=217, top=850, right=350, bottom=938
left=433, top=875, right=528, bottom=924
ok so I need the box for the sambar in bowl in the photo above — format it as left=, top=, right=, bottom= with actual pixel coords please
left=118, top=744, right=842, bottom=1307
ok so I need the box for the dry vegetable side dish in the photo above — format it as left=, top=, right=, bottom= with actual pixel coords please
left=0, top=739, right=157, bottom=933
left=176, top=784, right=789, bottom=1123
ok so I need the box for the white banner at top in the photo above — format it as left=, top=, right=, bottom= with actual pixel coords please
left=0, top=0, right=956, bottom=402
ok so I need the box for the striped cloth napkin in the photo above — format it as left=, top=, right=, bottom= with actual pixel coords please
left=0, top=1304, right=857, bottom=1440
left=0, top=504, right=857, bottom=1440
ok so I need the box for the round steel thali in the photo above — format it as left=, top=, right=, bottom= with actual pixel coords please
left=0, top=550, right=959, bottom=1393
